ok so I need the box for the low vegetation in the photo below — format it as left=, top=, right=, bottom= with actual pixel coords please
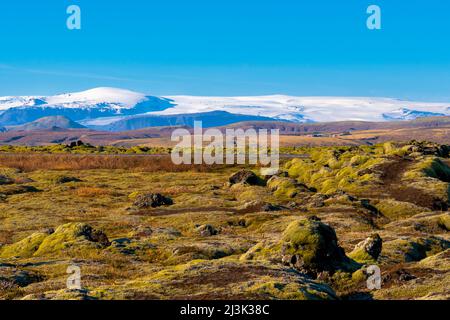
left=0, top=140, right=448, bottom=300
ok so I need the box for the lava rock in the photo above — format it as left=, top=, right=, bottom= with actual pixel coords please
left=195, top=224, right=219, bottom=237
left=229, top=170, right=260, bottom=185
left=133, top=193, right=173, bottom=209
left=349, top=234, right=383, bottom=263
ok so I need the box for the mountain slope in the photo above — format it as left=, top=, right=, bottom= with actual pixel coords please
left=0, top=87, right=449, bottom=130
left=88, top=111, right=281, bottom=131
left=8, top=116, right=86, bottom=131
left=0, top=88, right=175, bottom=126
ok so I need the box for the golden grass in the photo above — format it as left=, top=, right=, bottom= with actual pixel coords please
left=75, top=187, right=112, bottom=198
left=0, top=154, right=225, bottom=172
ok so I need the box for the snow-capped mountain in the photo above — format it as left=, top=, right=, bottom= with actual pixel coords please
left=0, top=87, right=449, bottom=131
left=382, top=108, right=446, bottom=121
left=0, top=88, right=174, bottom=127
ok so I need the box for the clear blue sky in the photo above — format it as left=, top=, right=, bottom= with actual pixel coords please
left=0, top=0, right=449, bottom=100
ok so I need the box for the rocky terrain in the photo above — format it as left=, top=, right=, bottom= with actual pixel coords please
left=0, top=140, right=449, bottom=300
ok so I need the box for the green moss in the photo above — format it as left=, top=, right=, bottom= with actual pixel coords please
left=34, top=223, right=105, bottom=256
left=239, top=241, right=282, bottom=262
left=348, top=247, right=376, bottom=264
left=383, top=237, right=450, bottom=263
left=438, top=214, right=450, bottom=231
left=282, top=220, right=321, bottom=248
left=1, top=223, right=109, bottom=259
left=374, top=199, right=426, bottom=219
left=283, top=146, right=385, bottom=196
left=267, top=176, right=301, bottom=198
left=0, top=232, right=48, bottom=258
left=247, top=280, right=335, bottom=300
left=404, top=157, right=450, bottom=182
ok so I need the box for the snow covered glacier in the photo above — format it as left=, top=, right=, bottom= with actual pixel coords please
left=0, top=87, right=449, bottom=130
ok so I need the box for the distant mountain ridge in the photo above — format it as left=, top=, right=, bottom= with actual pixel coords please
left=1, top=87, right=449, bottom=131
left=87, top=111, right=280, bottom=131
left=7, top=116, right=86, bottom=131
left=0, top=116, right=449, bottom=146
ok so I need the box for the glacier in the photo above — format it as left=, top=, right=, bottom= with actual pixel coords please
left=0, top=87, right=449, bottom=130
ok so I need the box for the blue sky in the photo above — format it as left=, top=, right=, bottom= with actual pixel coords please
left=0, top=0, right=449, bottom=100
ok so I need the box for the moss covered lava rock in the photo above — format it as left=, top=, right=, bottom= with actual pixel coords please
left=348, top=234, right=383, bottom=264
left=229, top=170, right=261, bottom=186
left=0, top=223, right=110, bottom=258
left=133, top=193, right=173, bottom=209
left=281, top=217, right=357, bottom=276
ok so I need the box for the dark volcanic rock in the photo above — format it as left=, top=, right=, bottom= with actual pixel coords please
left=55, top=176, right=82, bottom=184
left=195, top=224, right=219, bottom=237
left=350, top=234, right=383, bottom=262
left=133, top=193, right=173, bottom=209
left=229, top=170, right=260, bottom=185
left=0, top=175, right=14, bottom=185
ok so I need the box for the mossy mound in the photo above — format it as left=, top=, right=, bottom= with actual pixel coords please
left=267, top=176, right=310, bottom=198
left=108, top=238, right=156, bottom=256
left=438, top=214, right=450, bottom=231
left=284, top=146, right=386, bottom=195
left=280, top=218, right=357, bottom=275
left=0, top=223, right=110, bottom=258
left=241, top=218, right=360, bottom=276
left=383, top=141, right=450, bottom=158
left=402, top=157, right=450, bottom=204
left=0, top=232, right=50, bottom=258
left=404, top=157, right=450, bottom=182
left=169, top=242, right=250, bottom=263
left=418, top=249, right=450, bottom=271
left=382, top=236, right=450, bottom=264
left=374, top=199, right=427, bottom=219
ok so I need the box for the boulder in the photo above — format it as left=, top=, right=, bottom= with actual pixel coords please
left=108, top=238, right=156, bottom=255
left=0, top=268, right=42, bottom=288
left=195, top=224, right=218, bottom=237
left=281, top=218, right=356, bottom=276
left=408, top=140, right=450, bottom=158
left=67, top=140, right=90, bottom=148
left=348, top=234, right=383, bottom=263
left=133, top=193, right=173, bottom=209
left=54, top=176, right=82, bottom=184
left=0, top=175, right=13, bottom=185
left=382, top=236, right=450, bottom=263
left=229, top=170, right=260, bottom=185
left=307, top=193, right=328, bottom=208
left=0, top=185, right=39, bottom=195
left=238, top=200, right=282, bottom=212
left=130, top=226, right=154, bottom=238
left=267, top=176, right=310, bottom=198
